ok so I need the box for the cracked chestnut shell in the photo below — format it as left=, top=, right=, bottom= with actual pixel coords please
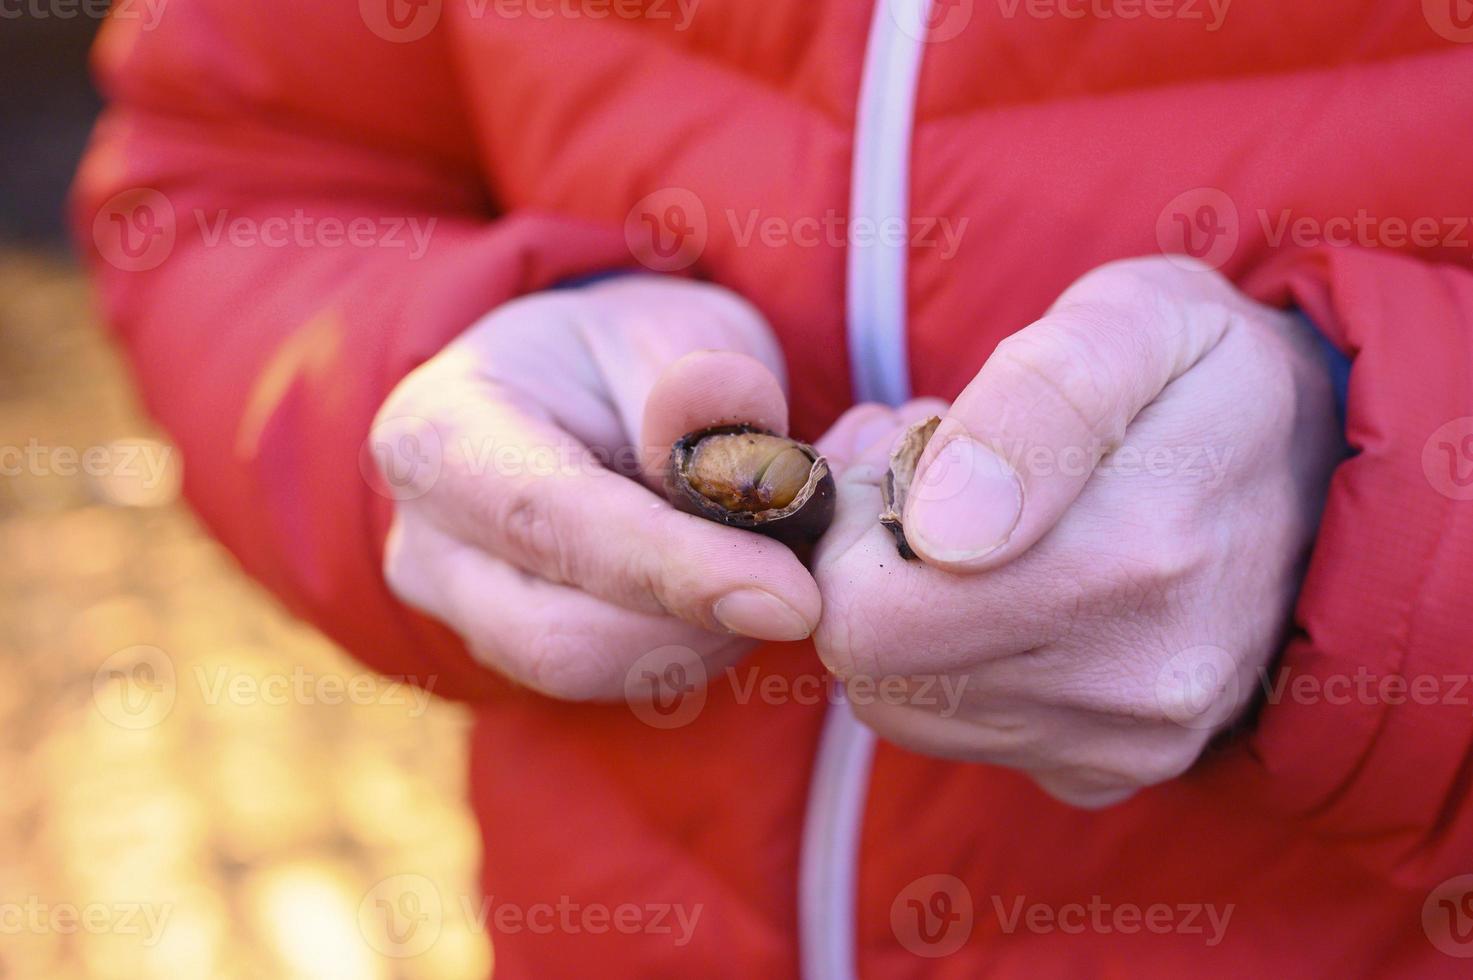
left=879, top=415, right=941, bottom=560
left=666, top=425, right=835, bottom=546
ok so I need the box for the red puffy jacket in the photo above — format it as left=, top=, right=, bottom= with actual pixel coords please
left=74, top=1, right=1473, bottom=976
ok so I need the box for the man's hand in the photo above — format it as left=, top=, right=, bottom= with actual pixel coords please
left=374, top=276, right=820, bottom=701
left=813, top=257, right=1345, bottom=807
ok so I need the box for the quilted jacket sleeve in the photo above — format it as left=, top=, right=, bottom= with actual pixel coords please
left=1236, top=246, right=1473, bottom=872
left=71, top=3, right=632, bottom=702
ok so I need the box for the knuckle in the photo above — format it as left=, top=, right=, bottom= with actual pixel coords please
left=381, top=524, right=417, bottom=600
left=1034, top=773, right=1138, bottom=810
left=524, top=624, right=619, bottom=701
left=846, top=695, right=893, bottom=731
left=635, top=508, right=704, bottom=613
left=1113, top=739, right=1207, bottom=787
left=1076, top=255, right=1227, bottom=302
left=379, top=518, right=439, bottom=614
left=374, top=367, right=428, bottom=426
left=813, top=574, right=894, bottom=681
left=491, top=485, right=580, bottom=584
left=992, top=328, right=1121, bottom=444
left=1063, top=262, right=1173, bottom=325
left=1123, top=527, right=1204, bottom=592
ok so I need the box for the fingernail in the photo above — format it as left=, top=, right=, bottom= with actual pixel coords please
left=905, top=437, right=1023, bottom=561
left=713, top=589, right=812, bottom=642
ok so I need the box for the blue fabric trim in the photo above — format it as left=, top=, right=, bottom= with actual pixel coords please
left=1303, top=312, right=1351, bottom=432
left=552, top=270, right=632, bottom=291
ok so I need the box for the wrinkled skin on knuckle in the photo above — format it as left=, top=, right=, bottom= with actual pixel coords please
left=523, top=622, right=623, bottom=701
left=1030, top=726, right=1206, bottom=801
left=374, top=358, right=439, bottom=430
left=1073, top=256, right=1239, bottom=314
left=1050, top=728, right=1211, bottom=794
left=380, top=519, right=420, bottom=605
left=634, top=508, right=714, bottom=617
left=990, top=327, right=1123, bottom=443
left=1131, top=732, right=1214, bottom=786
left=812, top=587, right=886, bottom=683
left=1032, top=771, right=1140, bottom=810
left=488, top=482, right=579, bottom=585
left=813, top=559, right=912, bottom=682
left=1113, top=525, right=1208, bottom=613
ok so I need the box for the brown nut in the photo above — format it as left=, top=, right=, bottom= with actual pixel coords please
left=666, top=425, right=835, bottom=547
left=879, top=415, right=941, bottom=560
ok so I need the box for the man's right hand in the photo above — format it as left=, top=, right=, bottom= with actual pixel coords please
left=373, top=277, right=820, bottom=701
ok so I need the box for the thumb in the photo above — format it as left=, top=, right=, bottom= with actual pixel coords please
left=640, top=349, right=790, bottom=488
left=902, top=267, right=1230, bottom=571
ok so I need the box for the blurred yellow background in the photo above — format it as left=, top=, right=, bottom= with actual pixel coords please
left=0, top=250, right=491, bottom=979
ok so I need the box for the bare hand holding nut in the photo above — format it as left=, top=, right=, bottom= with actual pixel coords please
left=813, top=258, right=1344, bottom=807
left=374, top=277, right=822, bottom=701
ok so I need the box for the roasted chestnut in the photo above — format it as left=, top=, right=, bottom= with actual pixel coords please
left=879, top=415, right=941, bottom=560
left=666, top=425, right=835, bottom=546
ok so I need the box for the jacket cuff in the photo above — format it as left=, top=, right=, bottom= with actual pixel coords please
left=1224, top=247, right=1473, bottom=864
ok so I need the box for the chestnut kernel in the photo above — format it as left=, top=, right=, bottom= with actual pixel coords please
left=666, top=425, right=835, bottom=547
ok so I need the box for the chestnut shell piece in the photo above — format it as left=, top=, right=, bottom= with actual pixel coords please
left=665, top=425, right=835, bottom=546
left=879, top=415, right=941, bottom=560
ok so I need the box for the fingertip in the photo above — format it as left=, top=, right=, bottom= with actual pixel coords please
left=712, top=588, right=814, bottom=642
left=898, top=397, right=950, bottom=424
left=902, top=423, right=1026, bottom=572
left=814, top=403, right=900, bottom=470
left=1032, top=775, right=1138, bottom=810
left=640, top=350, right=790, bottom=479
left=657, top=509, right=822, bottom=637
